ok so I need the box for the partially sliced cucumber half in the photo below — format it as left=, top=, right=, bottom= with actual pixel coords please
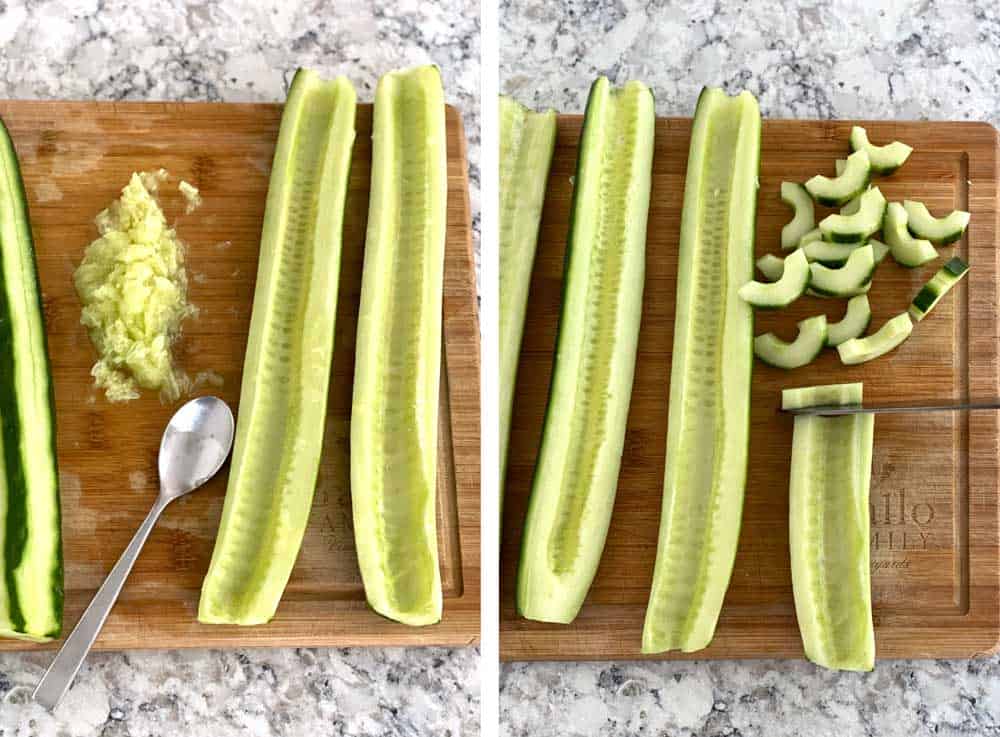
left=826, top=295, right=872, bottom=347
left=850, top=125, right=913, bottom=174
left=819, top=187, right=885, bottom=243
left=909, top=256, right=970, bottom=322
left=739, top=249, right=808, bottom=308
left=754, top=315, right=827, bottom=370
left=809, top=244, right=875, bottom=297
left=781, top=182, right=815, bottom=251
left=756, top=253, right=785, bottom=282
left=884, top=202, right=937, bottom=268
left=902, top=200, right=970, bottom=246
left=837, top=313, right=913, bottom=365
left=805, top=150, right=870, bottom=207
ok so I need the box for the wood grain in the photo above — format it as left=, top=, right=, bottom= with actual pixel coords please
left=501, top=117, right=999, bottom=661
left=0, top=100, right=479, bottom=650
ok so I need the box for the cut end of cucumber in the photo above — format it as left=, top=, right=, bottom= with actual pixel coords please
left=805, top=150, right=871, bottom=207
left=850, top=126, right=913, bottom=174
left=754, top=315, right=827, bottom=370
left=884, top=202, right=938, bottom=268
left=837, top=312, right=913, bottom=365
left=909, top=256, right=970, bottom=322
left=739, top=249, right=808, bottom=308
left=902, top=200, right=970, bottom=246
left=782, top=381, right=863, bottom=409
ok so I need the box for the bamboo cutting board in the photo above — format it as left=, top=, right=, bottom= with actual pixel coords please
left=502, top=117, right=999, bottom=661
left=0, top=100, right=479, bottom=650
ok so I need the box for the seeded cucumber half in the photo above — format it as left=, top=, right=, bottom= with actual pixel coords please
left=199, top=70, right=357, bottom=624
left=809, top=244, right=875, bottom=297
left=738, top=248, right=808, bottom=308
left=499, top=97, right=557, bottom=510
left=754, top=315, right=827, bottom=370
left=902, top=200, right=970, bottom=245
left=837, top=313, right=913, bottom=365
left=785, top=382, right=875, bottom=671
left=849, top=125, right=913, bottom=175
left=826, top=295, right=872, bottom=347
left=517, top=78, right=653, bottom=624
left=805, top=150, right=870, bottom=207
left=909, top=257, right=970, bottom=322
left=884, top=202, right=937, bottom=268
left=819, top=187, right=885, bottom=243
left=780, top=182, right=815, bottom=251
left=643, top=88, right=760, bottom=654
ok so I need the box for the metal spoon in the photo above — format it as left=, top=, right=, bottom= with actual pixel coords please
left=33, top=395, right=235, bottom=711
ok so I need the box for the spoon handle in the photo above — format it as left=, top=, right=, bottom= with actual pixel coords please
left=34, top=495, right=170, bottom=710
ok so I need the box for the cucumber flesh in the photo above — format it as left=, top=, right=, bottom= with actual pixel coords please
left=786, top=381, right=874, bottom=671
left=518, top=78, right=653, bottom=624
left=804, top=240, right=864, bottom=267
left=834, top=159, right=847, bottom=178
left=798, top=228, right=823, bottom=248
left=809, top=244, right=875, bottom=297
left=909, top=257, right=969, bottom=322
left=884, top=202, right=937, bottom=268
left=902, top=200, right=970, bottom=246
left=756, top=253, right=785, bottom=282
left=826, top=295, right=872, bottom=347
left=199, top=70, right=356, bottom=624
left=754, top=315, right=827, bottom=370
left=780, top=182, right=815, bottom=251
left=850, top=126, right=913, bottom=174
left=805, top=150, right=870, bottom=207
left=837, top=313, right=913, bottom=365
left=819, top=187, right=885, bottom=243
left=738, top=248, right=808, bottom=308
left=642, top=88, right=760, bottom=654
left=869, top=238, right=890, bottom=265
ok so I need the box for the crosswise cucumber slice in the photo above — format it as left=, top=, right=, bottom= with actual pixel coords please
left=518, top=78, right=653, bottom=624
left=850, top=126, right=913, bottom=174
left=804, top=240, right=864, bottom=267
left=754, top=315, right=827, bottom=369
left=819, top=187, right=885, bottom=243
left=884, top=202, right=937, bottom=268
left=902, top=200, right=970, bottom=245
left=909, top=257, right=970, bottom=322
left=869, top=238, right=890, bottom=265
left=837, top=313, right=913, bottom=365
left=805, top=150, right=870, bottom=207
left=798, top=228, right=823, bottom=248
left=199, top=70, right=357, bottom=625
left=780, top=182, right=815, bottom=251
left=826, top=295, right=872, bottom=347
left=643, top=88, right=760, bottom=654
left=739, top=248, right=808, bottom=308
left=809, top=244, right=874, bottom=297
left=756, top=253, right=785, bottom=282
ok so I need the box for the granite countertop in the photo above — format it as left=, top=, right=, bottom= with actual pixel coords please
left=0, top=1, right=479, bottom=736
left=500, top=1, right=1000, bottom=735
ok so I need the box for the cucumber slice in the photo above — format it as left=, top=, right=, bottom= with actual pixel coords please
left=809, top=244, right=875, bottom=297
left=826, top=295, right=872, bottom=347
left=834, top=159, right=847, bottom=177
left=850, top=125, right=913, bottom=175
left=902, top=200, right=970, bottom=246
left=884, top=202, right=938, bottom=268
left=754, top=316, right=827, bottom=370
left=805, top=150, right=870, bottom=207
left=0, top=117, right=62, bottom=641
left=869, top=238, right=890, bottom=265
left=780, top=182, right=815, bottom=251
left=785, top=382, right=874, bottom=671
left=818, top=187, right=886, bottom=243
left=909, top=257, right=970, bottom=322
left=499, top=97, right=557, bottom=508
left=798, top=228, right=823, bottom=248
left=642, top=88, right=760, bottom=654
left=803, top=240, right=864, bottom=267
left=837, top=313, right=913, bottom=365
left=756, top=253, right=785, bottom=282
left=199, top=70, right=357, bottom=624
left=739, top=249, right=808, bottom=308
left=518, top=78, right=653, bottom=624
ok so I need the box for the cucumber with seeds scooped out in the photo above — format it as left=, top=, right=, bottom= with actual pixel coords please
left=902, top=200, right=970, bottom=245
left=849, top=126, right=912, bottom=175
left=809, top=244, right=875, bottom=297
left=884, top=202, right=937, bottom=268
left=837, top=313, right=913, bottom=365
left=739, top=248, right=808, bottom=308
left=819, top=187, right=885, bottom=243
left=909, top=257, right=969, bottom=322
left=826, top=295, right=872, bottom=347
left=806, top=150, right=870, bottom=207
left=754, top=315, right=827, bottom=370
left=780, top=182, right=815, bottom=251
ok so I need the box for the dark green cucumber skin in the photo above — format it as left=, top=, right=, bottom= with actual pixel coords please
left=0, top=117, right=63, bottom=637
left=912, top=258, right=969, bottom=313
left=943, top=257, right=970, bottom=278
left=827, top=231, right=870, bottom=244
left=908, top=230, right=963, bottom=246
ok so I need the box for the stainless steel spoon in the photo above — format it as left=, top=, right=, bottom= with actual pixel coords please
left=33, top=395, right=235, bottom=711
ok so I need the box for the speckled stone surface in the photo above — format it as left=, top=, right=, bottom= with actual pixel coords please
left=0, top=1, right=479, bottom=735
left=500, top=1, right=1000, bottom=735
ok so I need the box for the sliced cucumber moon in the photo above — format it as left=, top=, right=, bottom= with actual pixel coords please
left=849, top=125, right=912, bottom=174
left=808, top=244, right=874, bottom=297
left=902, top=200, right=970, bottom=246
left=780, top=182, right=815, bottom=251
left=517, top=78, right=654, bottom=624
left=805, top=150, right=870, bottom=207
left=826, top=295, right=872, bottom=347
left=884, top=202, right=938, bottom=268
left=754, top=315, right=827, bottom=370
left=837, top=313, right=913, bottom=365
left=909, top=257, right=970, bottom=322
left=819, top=186, right=885, bottom=243
left=738, top=248, right=808, bottom=308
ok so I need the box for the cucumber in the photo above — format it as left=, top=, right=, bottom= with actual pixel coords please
left=869, top=238, right=890, bottom=265
left=499, top=96, right=557, bottom=507
left=798, top=228, right=823, bottom=248
left=803, top=240, right=864, bottom=267
left=756, top=253, right=785, bottom=282
left=819, top=187, right=885, bottom=243
left=642, top=87, right=760, bottom=654
left=0, top=118, right=62, bottom=641
left=785, top=382, right=874, bottom=671
left=902, top=200, right=970, bottom=245
left=807, top=280, right=871, bottom=299
left=518, top=78, right=653, bottom=624
left=809, top=244, right=875, bottom=297
left=350, top=66, right=449, bottom=626
left=837, top=313, right=913, bottom=365
left=850, top=125, right=913, bottom=175
left=909, top=256, right=970, bottom=322
left=805, top=150, right=870, bottom=207
left=738, top=248, right=808, bottom=308
left=826, top=295, right=872, bottom=347
left=754, top=315, right=827, bottom=370
left=834, top=159, right=847, bottom=177
left=780, top=182, right=815, bottom=251
left=199, top=70, right=356, bottom=625
left=884, top=202, right=938, bottom=268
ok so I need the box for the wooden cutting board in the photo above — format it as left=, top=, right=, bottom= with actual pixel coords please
left=0, top=100, right=479, bottom=650
left=502, top=117, right=999, bottom=661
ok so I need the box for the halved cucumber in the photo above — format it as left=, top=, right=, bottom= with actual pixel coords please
left=754, top=315, right=827, bottom=370
left=642, top=88, right=760, bottom=654
left=902, top=200, right=970, bottom=246
left=850, top=125, right=913, bottom=175
left=781, top=182, right=815, bottom=251
left=756, top=253, right=785, bottom=282
left=518, top=78, right=653, bottom=624
left=199, top=70, right=357, bottom=624
left=785, top=381, right=874, bottom=671
left=819, top=187, right=885, bottom=243
left=837, top=313, right=913, bottom=365
left=739, top=248, right=808, bottom=308
left=809, top=244, right=875, bottom=297
left=826, top=295, right=872, bottom=347
left=0, top=117, right=62, bottom=641
left=805, top=150, right=870, bottom=207
left=909, top=256, right=970, bottom=322
left=884, top=202, right=937, bottom=268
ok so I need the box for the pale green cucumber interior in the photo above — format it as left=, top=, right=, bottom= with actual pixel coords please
left=754, top=316, right=827, bottom=370
left=799, top=228, right=823, bottom=248
left=909, top=257, right=969, bottom=322
left=850, top=126, right=912, bottom=174
left=902, top=200, right=970, bottom=245
left=756, top=253, right=785, bottom=282
left=804, top=240, right=863, bottom=266
left=869, top=239, right=890, bottom=264
left=809, top=245, right=874, bottom=295
left=738, top=249, right=807, bottom=308
left=780, top=182, right=814, bottom=250
left=819, top=187, right=885, bottom=243
left=826, top=295, right=872, bottom=347
left=884, top=202, right=937, bottom=267
left=837, top=313, right=913, bottom=365
left=805, top=150, right=870, bottom=206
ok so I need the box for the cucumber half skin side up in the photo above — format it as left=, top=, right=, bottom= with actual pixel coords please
left=0, top=118, right=62, bottom=641
left=351, top=65, right=448, bottom=626
left=198, top=70, right=356, bottom=625
left=642, top=87, right=761, bottom=654
left=516, top=77, right=654, bottom=624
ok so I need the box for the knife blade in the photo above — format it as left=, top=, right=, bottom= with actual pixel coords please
left=782, top=400, right=1000, bottom=417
